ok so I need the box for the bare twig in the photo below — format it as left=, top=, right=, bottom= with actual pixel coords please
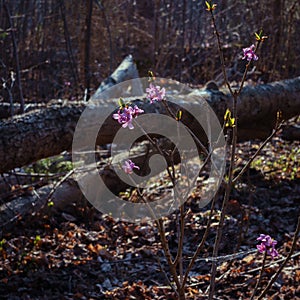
left=179, top=0, right=187, bottom=81
left=2, top=75, right=15, bottom=117
left=182, top=194, right=217, bottom=288
left=244, top=251, right=300, bottom=275
left=84, top=0, right=94, bottom=100
left=207, top=6, right=261, bottom=298
left=3, top=2, right=24, bottom=113
left=126, top=171, right=181, bottom=295
left=250, top=251, right=267, bottom=300
left=208, top=9, right=238, bottom=298
left=59, top=0, right=79, bottom=86
left=156, top=255, right=177, bottom=294
left=208, top=9, right=234, bottom=96
left=157, top=218, right=181, bottom=294
left=233, top=122, right=283, bottom=184
left=47, top=169, right=75, bottom=203
left=94, top=0, right=113, bottom=73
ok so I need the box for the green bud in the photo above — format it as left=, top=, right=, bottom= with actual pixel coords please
left=118, top=98, right=125, bottom=109
left=176, top=110, right=183, bottom=121
left=224, top=108, right=235, bottom=127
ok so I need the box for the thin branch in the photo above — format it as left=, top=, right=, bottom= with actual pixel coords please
left=208, top=101, right=237, bottom=299
left=84, top=0, right=94, bottom=101
left=208, top=9, right=239, bottom=297
left=182, top=193, right=217, bottom=288
left=156, top=218, right=181, bottom=292
left=3, top=2, right=24, bottom=113
left=94, top=0, right=113, bottom=73
left=250, top=252, right=267, bottom=300
left=127, top=173, right=180, bottom=294
left=233, top=122, right=283, bottom=184
left=207, top=6, right=262, bottom=298
left=46, top=169, right=75, bottom=203
left=209, top=9, right=234, bottom=96
left=247, top=251, right=300, bottom=274
left=59, top=0, right=79, bottom=86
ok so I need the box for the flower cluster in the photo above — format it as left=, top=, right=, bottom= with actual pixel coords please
left=122, top=159, right=139, bottom=174
left=256, top=234, right=279, bottom=259
left=242, top=44, right=258, bottom=61
left=113, top=105, right=144, bottom=130
left=146, top=83, right=166, bottom=103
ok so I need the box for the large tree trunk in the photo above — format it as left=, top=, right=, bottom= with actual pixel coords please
left=0, top=76, right=300, bottom=174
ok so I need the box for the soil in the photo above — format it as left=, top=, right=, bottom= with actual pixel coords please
left=0, top=136, right=299, bottom=300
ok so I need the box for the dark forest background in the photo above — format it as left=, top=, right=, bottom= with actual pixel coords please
left=0, top=0, right=299, bottom=104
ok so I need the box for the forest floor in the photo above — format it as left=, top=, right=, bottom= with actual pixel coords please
left=0, top=133, right=299, bottom=299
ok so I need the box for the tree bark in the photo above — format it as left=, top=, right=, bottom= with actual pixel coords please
left=0, top=76, right=299, bottom=174
left=0, top=141, right=167, bottom=223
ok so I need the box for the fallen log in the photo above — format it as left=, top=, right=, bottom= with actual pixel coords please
left=0, top=103, right=46, bottom=119
left=281, top=125, right=300, bottom=141
left=0, top=54, right=142, bottom=174
left=0, top=140, right=174, bottom=223
left=93, top=54, right=144, bottom=99
left=0, top=75, right=300, bottom=174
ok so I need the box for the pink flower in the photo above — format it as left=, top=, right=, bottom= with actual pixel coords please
left=122, top=160, right=139, bottom=174
left=257, top=243, right=266, bottom=253
left=113, top=105, right=144, bottom=130
left=113, top=107, right=134, bottom=129
left=146, top=83, right=166, bottom=103
left=256, top=234, right=279, bottom=259
left=242, top=44, right=258, bottom=61
left=267, top=247, right=279, bottom=259
left=132, top=105, right=144, bottom=117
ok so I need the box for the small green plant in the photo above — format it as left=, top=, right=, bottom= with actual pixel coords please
left=47, top=201, right=54, bottom=207
left=33, top=235, right=41, bottom=246
left=251, top=147, right=299, bottom=180
left=0, top=239, right=6, bottom=251
left=24, top=155, right=73, bottom=175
